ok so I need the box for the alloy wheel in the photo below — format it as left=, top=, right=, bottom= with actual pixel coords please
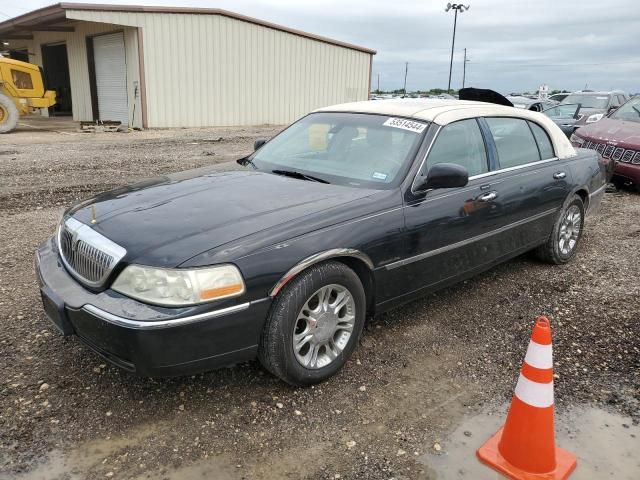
left=292, top=284, right=356, bottom=369
left=558, top=205, right=582, bottom=255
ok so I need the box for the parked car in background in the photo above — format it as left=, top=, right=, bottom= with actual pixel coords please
left=36, top=99, right=606, bottom=386
left=544, top=103, right=582, bottom=137
left=549, top=93, right=569, bottom=103
left=561, top=90, right=629, bottom=127
left=506, top=95, right=558, bottom=112
left=571, top=96, right=640, bottom=190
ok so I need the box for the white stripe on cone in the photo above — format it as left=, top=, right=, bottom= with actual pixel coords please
left=514, top=374, right=554, bottom=408
left=523, top=341, right=553, bottom=370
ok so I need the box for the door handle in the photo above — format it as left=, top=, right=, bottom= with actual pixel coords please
left=553, top=172, right=567, bottom=179
left=477, top=191, right=497, bottom=202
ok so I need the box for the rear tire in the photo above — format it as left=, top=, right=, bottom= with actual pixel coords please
left=0, top=94, right=19, bottom=134
left=258, top=261, right=366, bottom=386
left=535, top=195, right=585, bottom=264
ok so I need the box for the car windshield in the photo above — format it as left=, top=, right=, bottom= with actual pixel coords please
left=609, top=97, right=640, bottom=123
left=562, top=94, right=609, bottom=109
left=544, top=104, right=580, bottom=119
left=248, top=112, right=427, bottom=189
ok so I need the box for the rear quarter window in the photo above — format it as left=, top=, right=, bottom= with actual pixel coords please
left=485, top=117, right=541, bottom=168
left=528, top=122, right=555, bottom=159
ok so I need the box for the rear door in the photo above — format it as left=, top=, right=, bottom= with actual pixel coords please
left=478, top=117, right=571, bottom=255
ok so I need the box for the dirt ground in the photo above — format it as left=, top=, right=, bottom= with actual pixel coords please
left=1, top=118, right=638, bottom=479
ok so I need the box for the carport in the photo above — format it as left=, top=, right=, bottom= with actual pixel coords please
left=0, top=3, right=374, bottom=129
left=0, top=3, right=143, bottom=128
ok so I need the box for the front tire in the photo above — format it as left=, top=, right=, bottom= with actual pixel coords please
left=0, top=93, right=19, bottom=134
left=535, top=194, right=585, bottom=264
left=258, top=261, right=366, bottom=386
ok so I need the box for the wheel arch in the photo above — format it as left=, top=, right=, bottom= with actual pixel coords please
left=269, top=248, right=376, bottom=317
left=573, top=187, right=589, bottom=211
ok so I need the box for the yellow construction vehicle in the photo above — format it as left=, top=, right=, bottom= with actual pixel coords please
left=0, top=57, right=56, bottom=133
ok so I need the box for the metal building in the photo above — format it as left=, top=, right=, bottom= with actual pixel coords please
left=0, top=3, right=375, bottom=129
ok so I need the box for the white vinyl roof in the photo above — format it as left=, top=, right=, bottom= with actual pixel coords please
left=315, top=99, right=577, bottom=159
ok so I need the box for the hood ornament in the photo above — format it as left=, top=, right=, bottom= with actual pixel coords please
left=90, top=205, right=97, bottom=225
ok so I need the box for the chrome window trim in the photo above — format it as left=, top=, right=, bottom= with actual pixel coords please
left=410, top=124, right=443, bottom=195
left=410, top=120, right=560, bottom=194
left=82, top=301, right=252, bottom=330
left=57, top=217, right=127, bottom=288
left=269, top=248, right=374, bottom=297
left=465, top=157, right=559, bottom=181
left=383, top=208, right=557, bottom=270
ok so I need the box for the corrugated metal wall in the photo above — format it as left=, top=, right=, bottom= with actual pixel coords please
left=66, top=10, right=372, bottom=128
left=13, top=22, right=142, bottom=128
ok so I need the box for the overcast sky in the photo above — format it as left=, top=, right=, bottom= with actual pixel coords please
left=2, top=0, right=639, bottom=93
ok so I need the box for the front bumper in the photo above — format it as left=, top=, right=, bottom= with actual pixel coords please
left=35, top=237, right=272, bottom=377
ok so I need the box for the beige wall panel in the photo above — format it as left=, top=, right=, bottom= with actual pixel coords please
left=67, top=10, right=372, bottom=128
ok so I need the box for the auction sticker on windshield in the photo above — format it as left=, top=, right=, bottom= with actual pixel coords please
left=383, top=117, right=428, bottom=133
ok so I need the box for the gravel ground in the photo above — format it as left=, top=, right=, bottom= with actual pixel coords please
left=0, top=122, right=638, bottom=479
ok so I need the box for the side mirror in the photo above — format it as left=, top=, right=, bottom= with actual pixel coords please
left=254, top=139, right=267, bottom=151
left=608, top=106, right=618, bottom=114
left=416, top=163, right=469, bottom=191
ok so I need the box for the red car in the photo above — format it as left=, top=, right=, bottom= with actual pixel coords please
left=570, top=96, right=640, bottom=190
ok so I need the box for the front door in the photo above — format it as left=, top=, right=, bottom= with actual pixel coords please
left=391, top=118, right=505, bottom=298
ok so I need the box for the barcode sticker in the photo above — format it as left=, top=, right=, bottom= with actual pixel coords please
left=383, top=117, right=428, bottom=133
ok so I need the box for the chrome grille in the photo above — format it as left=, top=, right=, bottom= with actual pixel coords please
left=581, top=140, right=640, bottom=165
left=603, top=145, right=615, bottom=158
left=58, top=217, right=127, bottom=288
left=613, top=148, right=625, bottom=161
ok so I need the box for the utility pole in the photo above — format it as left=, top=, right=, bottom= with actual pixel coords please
left=445, top=3, right=470, bottom=94
left=462, top=47, right=470, bottom=88
left=377, top=73, right=380, bottom=92
left=403, top=62, right=408, bottom=96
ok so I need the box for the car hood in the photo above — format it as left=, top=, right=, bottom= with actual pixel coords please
left=576, top=118, right=640, bottom=147
left=68, top=162, right=380, bottom=267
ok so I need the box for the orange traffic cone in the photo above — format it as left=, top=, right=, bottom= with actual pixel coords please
left=476, top=316, right=577, bottom=479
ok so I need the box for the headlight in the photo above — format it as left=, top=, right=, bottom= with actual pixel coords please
left=569, top=133, right=584, bottom=146
left=585, top=113, right=604, bottom=123
left=112, top=264, right=245, bottom=306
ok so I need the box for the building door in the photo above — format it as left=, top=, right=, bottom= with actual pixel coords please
left=41, top=43, right=72, bottom=116
left=92, top=32, right=128, bottom=125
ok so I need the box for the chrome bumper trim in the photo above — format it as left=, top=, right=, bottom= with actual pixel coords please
left=588, top=184, right=606, bottom=199
left=82, top=302, right=252, bottom=330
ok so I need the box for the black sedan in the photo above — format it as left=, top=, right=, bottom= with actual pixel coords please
left=36, top=99, right=606, bottom=386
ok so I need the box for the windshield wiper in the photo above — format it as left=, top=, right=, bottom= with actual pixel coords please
left=271, top=169, right=330, bottom=184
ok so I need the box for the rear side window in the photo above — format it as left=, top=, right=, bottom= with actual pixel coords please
left=427, top=119, right=488, bottom=177
left=528, top=122, right=555, bottom=159
left=485, top=117, right=540, bottom=169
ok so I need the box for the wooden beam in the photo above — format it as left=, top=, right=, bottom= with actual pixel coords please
left=0, top=34, right=34, bottom=40
left=25, top=26, right=75, bottom=32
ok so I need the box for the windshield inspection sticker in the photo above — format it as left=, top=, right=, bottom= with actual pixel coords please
left=383, top=117, right=427, bottom=133
left=372, top=172, right=388, bottom=181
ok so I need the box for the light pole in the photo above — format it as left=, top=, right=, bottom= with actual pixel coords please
left=403, top=62, right=408, bottom=96
left=445, top=3, right=470, bottom=93
left=462, top=47, right=470, bottom=88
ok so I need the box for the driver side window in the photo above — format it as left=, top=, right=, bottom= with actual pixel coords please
left=427, top=119, right=489, bottom=177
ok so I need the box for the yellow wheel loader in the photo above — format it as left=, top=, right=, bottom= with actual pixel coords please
left=0, top=57, right=57, bottom=133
